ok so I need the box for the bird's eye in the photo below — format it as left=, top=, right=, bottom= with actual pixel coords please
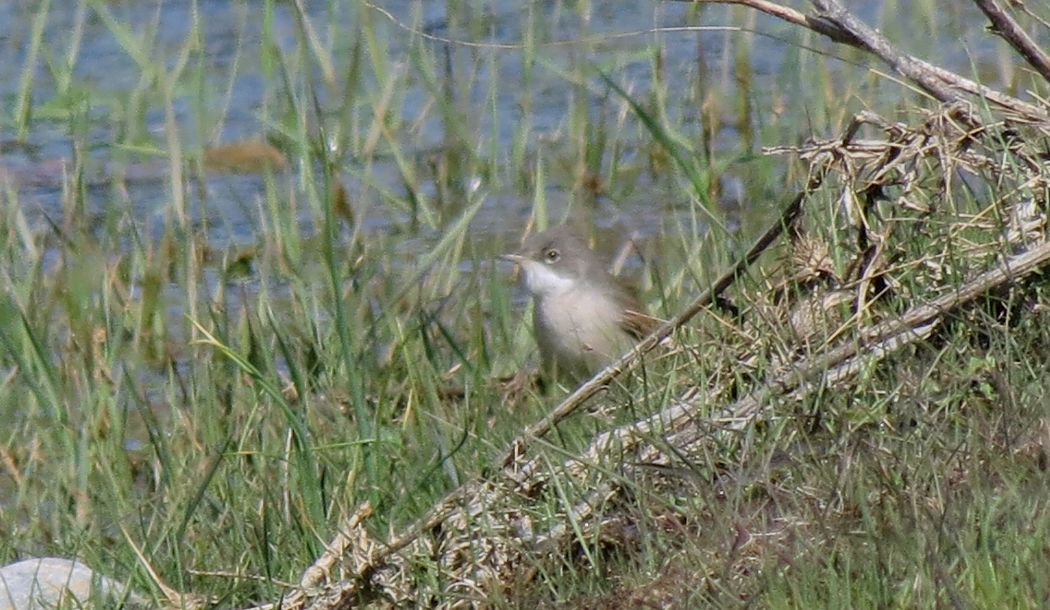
left=544, top=248, right=561, bottom=263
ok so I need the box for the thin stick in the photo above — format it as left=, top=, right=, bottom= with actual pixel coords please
left=288, top=174, right=823, bottom=608
left=669, top=0, right=1049, bottom=122
left=500, top=173, right=820, bottom=468
left=972, top=0, right=1050, bottom=84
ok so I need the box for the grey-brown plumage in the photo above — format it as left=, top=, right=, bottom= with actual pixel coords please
left=502, top=226, right=658, bottom=382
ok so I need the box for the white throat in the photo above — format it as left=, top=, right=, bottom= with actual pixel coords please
left=521, top=261, right=576, bottom=297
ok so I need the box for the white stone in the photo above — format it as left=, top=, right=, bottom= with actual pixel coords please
left=0, top=557, right=146, bottom=609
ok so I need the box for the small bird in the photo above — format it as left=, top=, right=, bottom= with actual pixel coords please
left=502, top=226, right=659, bottom=382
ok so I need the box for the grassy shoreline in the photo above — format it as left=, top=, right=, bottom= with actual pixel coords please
left=2, top=1, right=1049, bottom=607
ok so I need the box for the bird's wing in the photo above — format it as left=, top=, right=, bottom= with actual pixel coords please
left=612, top=283, right=662, bottom=340
left=619, top=307, right=662, bottom=340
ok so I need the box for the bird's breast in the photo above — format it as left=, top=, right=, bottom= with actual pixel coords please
left=533, top=288, right=634, bottom=378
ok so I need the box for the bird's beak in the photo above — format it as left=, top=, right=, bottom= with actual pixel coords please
left=500, top=254, right=525, bottom=265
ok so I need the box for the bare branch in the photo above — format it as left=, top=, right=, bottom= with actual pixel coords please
left=810, top=0, right=958, bottom=102
left=499, top=177, right=815, bottom=469
left=972, top=0, right=1050, bottom=83
left=673, top=0, right=1050, bottom=122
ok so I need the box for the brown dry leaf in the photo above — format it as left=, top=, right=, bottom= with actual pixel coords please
left=329, top=179, right=354, bottom=222
left=203, top=140, right=287, bottom=173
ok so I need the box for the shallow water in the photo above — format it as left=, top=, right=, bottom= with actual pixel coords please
left=1, top=1, right=1016, bottom=247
